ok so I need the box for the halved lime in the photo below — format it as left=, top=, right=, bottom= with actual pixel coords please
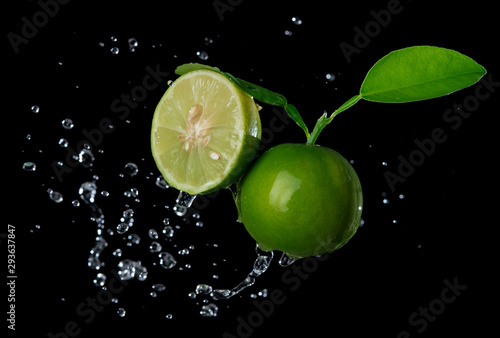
left=151, top=69, right=261, bottom=195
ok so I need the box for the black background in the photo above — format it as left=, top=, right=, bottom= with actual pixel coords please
left=4, top=0, right=498, bottom=337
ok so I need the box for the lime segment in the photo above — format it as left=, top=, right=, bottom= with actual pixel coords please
left=151, top=69, right=261, bottom=194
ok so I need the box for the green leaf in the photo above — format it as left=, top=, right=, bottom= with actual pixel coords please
left=285, top=104, right=309, bottom=138
left=360, top=46, right=487, bottom=103
left=222, top=73, right=288, bottom=107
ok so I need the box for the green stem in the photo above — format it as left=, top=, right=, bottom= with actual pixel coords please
left=306, top=95, right=361, bottom=145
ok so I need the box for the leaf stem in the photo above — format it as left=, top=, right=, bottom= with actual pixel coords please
left=307, top=95, right=361, bottom=145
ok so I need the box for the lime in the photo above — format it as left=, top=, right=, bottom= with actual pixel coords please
left=236, top=143, right=363, bottom=259
left=151, top=69, right=261, bottom=195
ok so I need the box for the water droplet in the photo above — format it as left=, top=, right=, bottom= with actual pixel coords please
left=124, top=162, right=139, bottom=176
left=93, top=273, right=107, bottom=287
left=162, top=225, right=174, bottom=238
left=382, top=161, right=388, bottom=166
left=278, top=252, right=296, bottom=267
left=110, top=36, right=118, bottom=42
left=149, top=241, right=162, bottom=253
left=128, top=37, right=138, bottom=52
left=58, top=138, right=69, bottom=148
left=195, top=284, right=213, bottom=295
left=47, top=189, right=63, bottom=203
left=116, top=223, right=130, bottom=234
left=399, top=194, right=405, bottom=199
left=79, top=182, right=97, bottom=204
left=165, top=314, right=173, bottom=319
left=78, top=149, right=95, bottom=168
left=117, top=259, right=147, bottom=281
left=72, top=200, right=80, bottom=207
left=204, top=37, right=214, bottom=45
left=188, top=292, right=197, bottom=299
left=326, top=73, right=336, bottom=82
left=22, top=162, right=36, bottom=171
left=159, top=252, right=177, bottom=269
left=291, top=16, right=302, bottom=25
left=284, top=30, right=293, bottom=36
left=136, top=265, right=148, bottom=281
left=178, top=248, right=190, bottom=255
left=31, top=105, right=40, bottom=113
left=155, top=175, right=169, bottom=189
left=123, top=208, right=134, bottom=218
left=148, top=229, right=158, bottom=239
left=127, top=233, right=141, bottom=245
left=113, top=248, right=122, bottom=257
left=110, top=47, right=120, bottom=55
left=196, top=50, right=209, bottom=60
left=117, top=308, right=126, bottom=317
left=61, top=118, right=74, bottom=129
left=383, top=198, right=390, bottom=204
left=200, top=303, right=218, bottom=317
left=258, top=289, right=268, bottom=297
left=173, top=191, right=197, bottom=217
left=152, top=283, right=166, bottom=292
left=26, top=134, right=32, bottom=140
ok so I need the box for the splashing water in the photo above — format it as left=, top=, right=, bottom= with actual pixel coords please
left=209, top=245, right=274, bottom=300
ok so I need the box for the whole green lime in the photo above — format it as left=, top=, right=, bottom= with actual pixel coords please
left=236, top=143, right=363, bottom=259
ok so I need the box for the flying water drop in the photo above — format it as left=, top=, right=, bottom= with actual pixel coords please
left=47, top=189, right=63, bottom=203
left=200, top=303, right=218, bottom=317
left=22, top=162, right=36, bottom=171
left=61, top=118, right=74, bottom=129
left=159, top=252, right=177, bottom=269
left=124, top=162, right=139, bottom=176
left=78, top=149, right=95, bottom=168
left=173, top=191, right=197, bottom=217
left=79, top=182, right=97, bottom=204
left=278, top=252, right=296, bottom=267
left=196, top=51, right=209, bottom=60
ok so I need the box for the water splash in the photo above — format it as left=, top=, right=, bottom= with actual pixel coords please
left=88, top=236, right=108, bottom=270
left=209, top=245, right=274, bottom=300
left=173, top=191, right=197, bottom=217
